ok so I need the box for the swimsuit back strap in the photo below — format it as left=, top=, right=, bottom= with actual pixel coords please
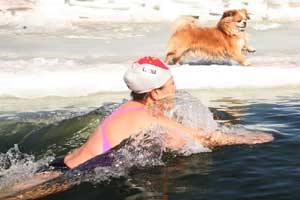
left=101, top=106, right=144, bottom=152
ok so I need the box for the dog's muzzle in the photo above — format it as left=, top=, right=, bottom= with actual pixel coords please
left=242, top=21, right=247, bottom=28
left=238, top=21, right=247, bottom=31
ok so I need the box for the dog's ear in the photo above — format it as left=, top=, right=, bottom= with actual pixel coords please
left=222, top=10, right=236, bottom=18
left=246, top=14, right=250, bottom=20
left=240, top=8, right=250, bottom=19
left=246, top=12, right=250, bottom=20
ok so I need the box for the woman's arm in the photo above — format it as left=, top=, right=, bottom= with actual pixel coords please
left=207, top=130, right=274, bottom=146
left=156, top=116, right=273, bottom=147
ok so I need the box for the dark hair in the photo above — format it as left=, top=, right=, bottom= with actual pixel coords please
left=130, top=85, right=165, bottom=101
left=130, top=91, right=148, bottom=101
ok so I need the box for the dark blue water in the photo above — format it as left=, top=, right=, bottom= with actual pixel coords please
left=0, top=92, right=300, bottom=200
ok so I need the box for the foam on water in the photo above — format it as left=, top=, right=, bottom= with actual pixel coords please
left=0, top=145, right=54, bottom=192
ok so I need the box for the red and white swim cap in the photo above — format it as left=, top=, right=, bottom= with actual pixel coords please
left=124, top=56, right=172, bottom=93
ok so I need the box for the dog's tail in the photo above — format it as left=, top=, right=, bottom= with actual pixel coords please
left=165, top=16, right=198, bottom=64
left=172, top=16, right=198, bottom=32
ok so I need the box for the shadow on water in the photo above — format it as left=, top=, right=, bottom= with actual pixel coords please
left=179, top=59, right=233, bottom=66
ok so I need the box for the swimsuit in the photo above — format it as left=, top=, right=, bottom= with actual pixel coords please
left=100, top=106, right=144, bottom=152
left=38, top=106, right=144, bottom=173
left=75, top=106, right=145, bottom=172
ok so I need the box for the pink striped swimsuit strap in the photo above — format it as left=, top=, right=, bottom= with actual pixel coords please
left=101, top=106, right=145, bottom=152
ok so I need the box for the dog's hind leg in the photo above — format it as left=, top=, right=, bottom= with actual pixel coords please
left=169, top=54, right=184, bottom=65
left=165, top=48, right=189, bottom=65
left=165, top=51, right=184, bottom=65
left=165, top=52, right=177, bottom=65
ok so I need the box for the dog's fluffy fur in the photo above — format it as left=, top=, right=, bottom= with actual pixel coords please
left=165, top=9, right=256, bottom=66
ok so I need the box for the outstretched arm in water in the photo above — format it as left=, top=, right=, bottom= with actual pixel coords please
left=195, top=130, right=274, bottom=147
left=156, top=116, right=274, bottom=148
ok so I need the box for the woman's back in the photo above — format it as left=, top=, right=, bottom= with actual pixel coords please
left=64, top=101, right=153, bottom=168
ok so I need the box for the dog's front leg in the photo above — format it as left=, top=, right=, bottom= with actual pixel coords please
left=241, top=33, right=256, bottom=53
left=244, top=44, right=256, bottom=53
left=231, top=52, right=250, bottom=66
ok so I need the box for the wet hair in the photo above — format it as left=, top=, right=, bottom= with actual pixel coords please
left=130, top=91, right=148, bottom=101
left=130, top=85, right=165, bottom=101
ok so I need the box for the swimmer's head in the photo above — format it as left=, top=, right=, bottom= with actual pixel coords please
left=124, top=56, right=172, bottom=94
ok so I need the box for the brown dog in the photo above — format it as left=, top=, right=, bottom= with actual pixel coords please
left=165, top=9, right=256, bottom=66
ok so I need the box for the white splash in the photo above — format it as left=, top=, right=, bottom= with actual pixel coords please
left=83, top=124, right=210, bottom=183
left=167, top=91, right=218, bottom=132
left=0, top=145, right=54, bottom=192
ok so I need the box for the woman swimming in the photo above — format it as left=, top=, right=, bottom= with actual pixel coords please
left=57, top=56, right=273, bottom=170
left=0, top=56, right=274, bottom=200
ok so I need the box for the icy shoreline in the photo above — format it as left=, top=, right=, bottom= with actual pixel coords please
left=1, top=0, right=300, bottom=98
left=1, top=0, right=300, bottom=27
left=2, top=64, right=300, bottom=98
